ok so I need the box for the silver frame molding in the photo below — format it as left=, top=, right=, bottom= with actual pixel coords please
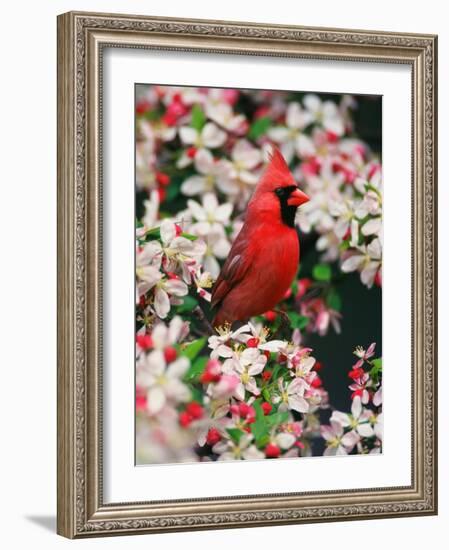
left=57, top=11, right=438, bottom=538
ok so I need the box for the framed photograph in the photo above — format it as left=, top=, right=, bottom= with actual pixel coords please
left=57, top=11, right=438, bottom=538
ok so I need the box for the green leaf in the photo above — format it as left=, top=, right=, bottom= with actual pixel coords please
left=176, top=295, right=198, bottom=313
left=312, top=263, right=332, bottom=282
left=262, top=388, right=271, bottom=402
left=257, top=434, right=270, bottom=448
left=227, top=428, right=244, bottom=444
left=181, top=232, right=198, bottom=241
left=251, top=400, right=269, bottom=446
left=326, top=288, right=342, bottom=311
left=184, top=356, right=208, bottom=381
left=143, top=227, right=162, bottom=240
left=165, top=181, right=180, bottom=202
left=290, top=279, right=298, bottom=296
left=140, top=226, right=197, bottom=243
left=369, top=357, right=383, bottom=385
left=248, top=116, right=272, bottom=140
left=143, top=107, right=164, bottom=121
left=339, top=239, right=350, bottom=251
left=287, top=311, right=309, bottom=330
left=270, top=364, right=283, bottom=383
left=181, top=337, right=206, bottom=361
left=188, top=384, right=204, bottom=404
left=266, top=411, right=289, bottom=428
left=191, top=104, right=206, bottom=131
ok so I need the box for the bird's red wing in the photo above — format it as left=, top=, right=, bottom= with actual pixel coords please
left=211, top=235, right=252, bottom=309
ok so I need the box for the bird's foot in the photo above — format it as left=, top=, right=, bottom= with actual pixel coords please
left=273, top=309, right=291, bottom=339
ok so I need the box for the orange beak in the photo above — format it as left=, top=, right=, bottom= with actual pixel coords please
left=287, top=187, right=310, bottom=207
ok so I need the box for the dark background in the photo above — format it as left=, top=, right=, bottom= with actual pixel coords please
left=304, top=93, right=382, bottom=412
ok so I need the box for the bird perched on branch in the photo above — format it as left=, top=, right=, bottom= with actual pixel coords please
left=211, top=147, right=309, bottom=328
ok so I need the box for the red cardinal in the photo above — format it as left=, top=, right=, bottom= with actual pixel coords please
left=211, top=148, right=309, bottom=327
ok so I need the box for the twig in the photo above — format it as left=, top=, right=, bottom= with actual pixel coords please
left=193, top=305, right=214, bottom=335
left=296, top=286, right=321, bottom=305
left=273, top=309, right=291, bottom=339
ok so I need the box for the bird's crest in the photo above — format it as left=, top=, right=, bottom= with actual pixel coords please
left=255, top=146, right=296, bottom=194
left=267, top=146, right=291, bottom=175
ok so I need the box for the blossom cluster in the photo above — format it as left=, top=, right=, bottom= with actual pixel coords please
left=321, top=343, right=383, bottom=456
left=135, top=85, right=383, bottom=463
left=136, top=318, right=331, bottom=463
left=136, top=311, right=381, bottom=463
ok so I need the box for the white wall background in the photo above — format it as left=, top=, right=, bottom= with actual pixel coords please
left=0, top=1, right=445, bottom=547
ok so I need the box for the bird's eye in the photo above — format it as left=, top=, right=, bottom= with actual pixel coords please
left=274, top=187, right=284, bottom=196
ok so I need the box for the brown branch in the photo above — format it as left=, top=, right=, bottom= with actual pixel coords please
left=193, top=305, right=214, bottom=335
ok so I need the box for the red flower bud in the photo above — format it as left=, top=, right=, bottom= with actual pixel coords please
left=179, top=411, right=192, bottom=427
left=348, top=367, right=364, bottom=380
left=156, top=171, right=170, bottom=186
left=186, top=146, right=197, bottom=158
left=136, top=394, right=147, bottom=412
left=263, top=310, right=277, bottom=322
left=238, top=403, right=251, bottom=417
left=326, top=130, right=339, bottom=143
left=162, top=112, right=177, bottom=127
left=311, top=375, right=322, bottom=388
left=164, top=346, right=177, bottom=363
left=185, top=401, right=204, bottom=420
left=261, top=402, right=272, bottom=415
left=136, top=334, right=153, bottom=350
left=206, top=428, right=221, bottom=446
left=156, top=187, right=166, bottom=202
left=136, top=99, right=151, bottom=115
left=262, top=370, right=272, bottom=381
left=296, top=278, right=312, bottom=299
left=332, top=160, right=343, bottom=173
left=374, top=270, right=382, bottom=287
left=265, top=443, right=281, bottom=458
left=200, top=360, right=221, bottom=384
left=247, top=337, right=259, bottom=348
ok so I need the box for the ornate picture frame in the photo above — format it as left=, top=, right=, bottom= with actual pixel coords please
left=57, top=11, right=437, bottom=538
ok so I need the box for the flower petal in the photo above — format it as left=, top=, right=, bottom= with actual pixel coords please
left=351, top=395, right=363, bottom=418
left=258, top=340, right=287, bottom=352
left=288, top=395, right=309, bottom=413
left=160, top=219, right=176, bottom=245
left=276, top=432, right=296, bottom=450
left=165, top=279, right=188, bottom=297
left=181, top=176, right=207, bottom=196
left=179, top=126, right=197, bottom=145
left=362, top=217, right=382, bottom=236
left=357, top=422, right=375, bottom=438
left=147, top=386, right=166, bottom=415
left=202, top=122, right=227, bottom=148
left=187, top=199, right=207, bottom=221
left=341, top=254, right=364, bottom=273
left=154, top=287, right=170, bottom=318
left=331, top=411, right=351, bottom=428
left=194, top=148, right=215, bottom=174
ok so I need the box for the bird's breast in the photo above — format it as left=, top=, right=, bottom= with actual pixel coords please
left=244, top=226, right=299, bottom=309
